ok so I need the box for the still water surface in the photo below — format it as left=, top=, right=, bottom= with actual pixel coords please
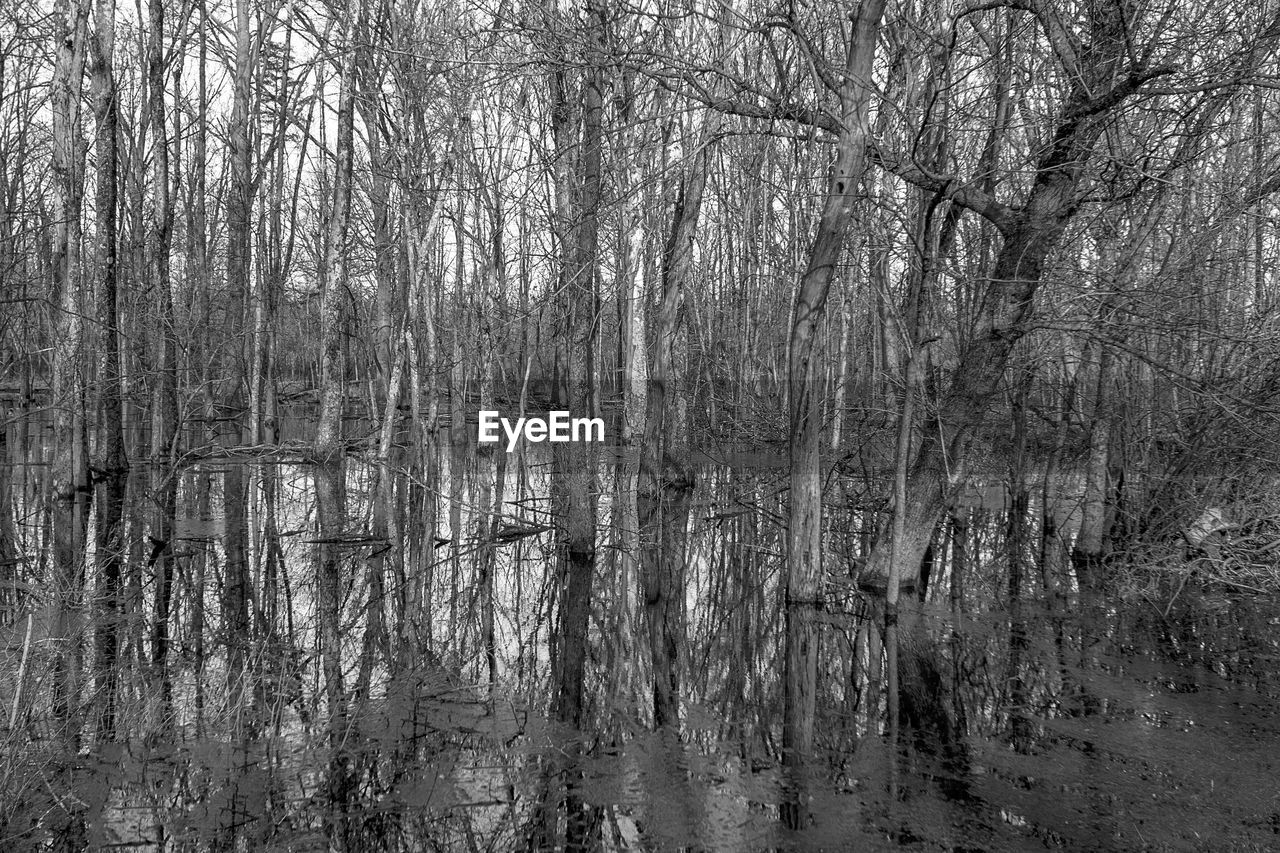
left=1, top=424, right=1278, bottom=850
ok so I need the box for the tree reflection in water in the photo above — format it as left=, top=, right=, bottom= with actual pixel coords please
left=1, top=433, right=1278, bottom=851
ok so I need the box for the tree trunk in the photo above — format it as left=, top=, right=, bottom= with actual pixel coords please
left=541, top=5, right=607, bottom=849
left=222, top=0, right=253, bottom=715
left=315, top=4, right=363, bottom=843
left=1072, top=344, right=1112, bottom=590
left=49, top=0, right=90, bottom=737
left=90, top=0, right=126, bottom=741
left=48, top=0, right=90, bottom=847
left=146, top=0, right=178, bottom=711
left=863, top=5, right=1152, bottom=589
left=639, top=118, right=711, bottom=730
left=782, top=0, right=884, bottom=829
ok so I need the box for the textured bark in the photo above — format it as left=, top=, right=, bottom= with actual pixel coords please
left=639, top=123, right=710, bottom=730
left=49, top=0, right=90, bottom=735
left=315, top=27, right=358, bottom=458
left=621, top=175, right=648, bottom=443
left=362, top=49, right=396, bottom=421
left=315, top=6, right=363, bottom=845
left=48, top=1, right=89, bottom=848
left=550, top=0, right=603, bottom=734
left=146, top=0, right=178, bottom=710
left=222, top=0, right=252, bottom=714
left=249, top=14, right=293, bottom=449
left=1072, top=344, right=1112, bottom=590
left=781, top=0, right=884, bottom=828
left=540, top=6, right=606, bottom=849
left=863, top=5, right=1155, bottom=590
left=90, top=0, right=126, bottom=740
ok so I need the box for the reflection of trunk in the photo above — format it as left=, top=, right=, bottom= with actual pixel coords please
left=1072, top=346, right=1112, bottom=591
left=188, top=11, right=211, bottom=741
left=0, top=428, right=17, bottom=599
left=149, top=465, right=177, bottom=708
left=147, top=0, right=178, bottom=713
left=49, top=0, right=90, bottom=739
left=192, top=472, right=209, bottom=737
left=885, top=164, right=954, bottom=794
left=639, top=121, right=709, bottom=729
left=223, top=468, right=250, bottom=704
left=638, top=470, right=693, bottom=727
left=948, top=511, right=966, bottom=614
left=863, top=9, right=1147, bottom=590
left=862, top=616, right=883, bottom=734
left=480, top=450, right=506, bottom=690
left=946, top=510, right=968, bottom=741
left=405, top=167, right=447, bottom=651
left=863, top=8, right=1152, bottom=782
left=358, top=334, right=404, bottom=699
left=782, top=1, right=884, bottom=828
left=90, top=0, right=126, bottom=740
left=49, top=1, right=89, bottom=846
left=1007, top=368, right=1032, bottom=600
left=223, top=0, right=253, bottom=714
left=314, top=458, right=350, bottom=839
left=448, top=440, right=464, bottom=640
left=543, top=5, right=606, bottom=848
left=608, top=449, right=644, bottom=713
left=258, top=461, right=285, bottom=725
left=1006, top=371, right=1033, bottom=751
left=315, top=3, right=361, bottom=842
left=253, top=20, right=296, bottom=691
left=374, top=324, right=405, bottom=643
left=476, top=205, right=504, bottom=690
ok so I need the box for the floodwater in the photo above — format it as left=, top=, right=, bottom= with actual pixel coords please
left=1, top=418, right=1279, bottom=851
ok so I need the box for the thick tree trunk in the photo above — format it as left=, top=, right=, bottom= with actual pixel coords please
left=538, top=6, right=606, bottom=849
left=50, top=0, right=89, bottom=738
left=865, top=8, right=1146, bottom=591
left=860, top=8, right=1156, bottom=781
left=639, top=121, right=710, bottom=729
left=146, top=0, right=179, bottom=711
left=90, top=0, right=126, bottom=741
left=315, top=6, right=362, bottom=845
left=49, top=1, right=89, bottom=848
left=782, top=0, right=884, bottom=829
left=222, top=0, right=253, bottom=715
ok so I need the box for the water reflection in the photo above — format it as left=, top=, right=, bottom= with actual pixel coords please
left=1, top=425, right=1279, bottom=850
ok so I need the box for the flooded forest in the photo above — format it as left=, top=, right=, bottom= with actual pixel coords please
left=5, top=0, right=1280, bottom=849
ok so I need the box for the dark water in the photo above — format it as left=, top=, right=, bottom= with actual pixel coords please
left=1, top=426, right=1279, bottom=851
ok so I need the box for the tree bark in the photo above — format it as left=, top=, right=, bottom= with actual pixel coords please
left=146, top=0, right=178, bottom=711
left=222, top=0, right=253, bottom=715
left=315, top=4, right=364, bottom=845
left=863, top=6, right=1160, bottom=590
left=90, top=0, right=126, bottom=741
left=782, top=0, right=884, bottom=829
left=639, top=119, right=711, bottom=730
left=49, top=0, right=90, bottom=737
left=1072, top=343, right=1112, bottom=590
left=48, top=0, right=90, bottom=847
